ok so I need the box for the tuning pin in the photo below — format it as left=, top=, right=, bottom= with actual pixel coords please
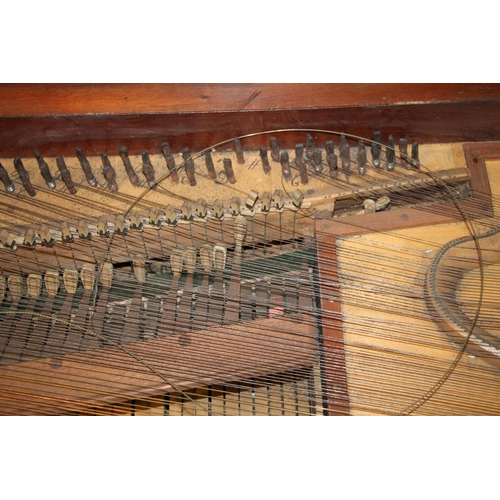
left=8, top=276, right=23, bottom=301
left=328, top=153, right=338, bottom=180
left=259, top=146, right=271, bottom=174
left=325, top=140, right=335, bottom=156
left=162, top=146, right=179, bottom=184
left=119, top=146, right=141, bottom=187
left=213, top=243, right=227, bottom=271
left=56, top=156, right=77, bottom=194
left=399, top=138, right=409, bottom=168
left=340, top=136, right=351, bottom=175
left=35, top=149, right=56, bottom=188
left=234, top=137, right=245, bottom=164
left=270, top=136, right=280, bottom=162
left=212, top=199, right=225, bottom=219
left=44, top=271, right=60, bottom=297
left=181, top=201, right=193, bottom=220
left=305, top=134, right=315, bottom=159
left=312, top=148, right=323, bottom=174
left=133, top=257, right=146, bottom=284
left=184, top=247, right=197, bottom=275
left=223, top=158, right=236, bottom=184
left=63, top=268, right=79, bottom=295
left=280, top=151, right=292, bottom=180
left=204, top=151, right=216, bottom=180
left=195, top=199, right=207, bottom=218
left=13, top=157, right=36, bottom=197
left=358, top=140, right=367, bottom=175
left=75, top=147, right=98, bottom=187
left=141, top=150, right=156, bottom=187
left=101, top=152, right=118, bottom=192
left=99, top=262, right=114, bottom=289
left=245, top=190, right=259, bottom=210
left=371, top=131, right=382, bottom=168
left=230, top=196, right=241, bottom=216
left=164, top=205, right=177, bottom=225
left=114, top=214, right=127, bottom=234
left=0, top=162, right=15, bottom=193
left=170, top=248, right=184, bottom=276
left=182, top=147, right=197, bottom=186
left=97, top=215, right=109, bottom=235
left=386, top=135, right=395, bottom=171
left=411, top=142, right=420, bottom=168
left=291, top=189, right=304, bottom=208
left=199, top=244, right=213, bottom=272
left=60, top=221, right=73, bottom=242
left=295, top=144, right=308, bottom=184
left=76, top=220, right=91, bottom=239
left=261, top=191, right=272, bottom=213
left=149, top=207, right=161, bottom=227
left=39, top=224, right=54, bottom=245
left=0, top=229, right=17, bottom=248
left=80, top=264, right=95, bottom=291
left=129, top=211, right=144, bottom=230
left=23, top=228, right=36, bottom=246
left=272, top=189, right=285, bottom=210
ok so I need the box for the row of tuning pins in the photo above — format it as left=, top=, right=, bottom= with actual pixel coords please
left=265, top=132, right=420, bottom=184
left=0, top=142, right=186, bottom=195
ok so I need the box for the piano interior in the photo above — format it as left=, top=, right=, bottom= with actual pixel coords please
left=1, top=83, right=500, bottom=415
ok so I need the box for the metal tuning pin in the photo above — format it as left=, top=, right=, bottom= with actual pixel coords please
left=204, top=151, right=217, bottom=180
left=13, top=157, right=36, bottom=197
left=270, top=136, right=280, bottom=162
left=411, top=141, right=420, bottom=168
left=261, top=191, right=272, bottom=213
left=399, top=138, right=409, bottom=168
left=280, top=151, right=292, bottom=180
left=181, top=201, right=192, bottom=221
left=149, top=208, right=161, bottom=227
left=358, top=140, right=367, bottom=176
left=245, top=190, right=259, bottom=210
left=76, top=220, right=91, bottom=239
left=97, top=215, right=109, bottom=235
left=76, top=147, right=98, bottom=187
left=223, top=158, right=236, bottom=184
left=295, top=144, right=308, bottom=185
left=196, top=199, right=207, bottom=218
left=162, top=145, right=179, bottom=184
left=60, top=221, right=73, bottom=242
left=234, top=137, right=245, bottom=164
left=230, top=196, right=241, bottom=216
left=141, top=150, right=156, bottom=187
left=340, top=135, right=351, bottom=176
left=100, top=152, right=118, bottom=192
left=292, top=189, right=304, bottom=209
left=63, top=268, right=79, bottom=295
left=182, top=147, right=196, bottom=186
left=212, top=199, right=225, bottom=219
left=259, top=146, right=271, bottom=174
left=371, top=131, right=382, bottom=168
left=272, top=189, right=285, bottom=210
left=34, top=149, right=56, bottom=188
left=39, top=224, right=54, bottom=245
left=56, top=156, right=77, bottom=194
left=328, top=152, right=338, bottom=180
left=0, top=161, right=15, bottom=193
left=386, top=135, right=396, bottom=171
left=325, top=140, right=335, bottom=156
left=312, top=148, right=323, bottom=174
left=119, top=146, right=140, bottom=187
left=306, top=134, right=315, bottom=159
left=23, top=228, right=36, bottom=246
left=133, top=256, right=146, bottom=284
